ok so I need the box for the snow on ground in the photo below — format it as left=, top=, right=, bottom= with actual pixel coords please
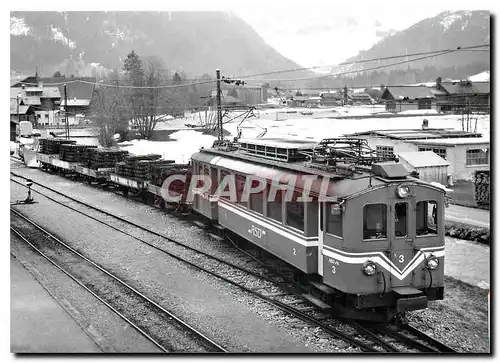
left=118, top=130, right=216, bottom=163
left=116, top=109, right=490, bottom=164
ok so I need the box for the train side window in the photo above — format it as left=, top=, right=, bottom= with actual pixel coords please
left=267, top=188, right=283, bottom=222
left=235, top=174, right=247, bottom=207
left=285, top=190, right=304, bottom=232
left=363, top=204, right=387, bottom=240
left=326, top=203, right=343, bottom=238
left=249, top=179, right=264, bottom=214
left=219, top=170, right=230, bottom=200
left=394, top=202, right=408, bottom=237
left=416, top=201, right=438, bottom=236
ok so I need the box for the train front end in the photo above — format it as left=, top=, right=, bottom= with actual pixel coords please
left=320, top=162, right=445, bottom=321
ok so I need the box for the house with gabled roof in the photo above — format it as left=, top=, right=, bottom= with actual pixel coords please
left=380, top=86, right=436, bottom=113
left=434, top=78, right=490, bottom=113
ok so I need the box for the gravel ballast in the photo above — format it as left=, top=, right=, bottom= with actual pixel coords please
left=10, top=166, right=490, bottom=352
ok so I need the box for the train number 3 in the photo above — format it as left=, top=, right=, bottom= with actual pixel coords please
left=398, top=254, right=405, bottom=263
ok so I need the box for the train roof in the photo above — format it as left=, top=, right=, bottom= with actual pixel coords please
left=190, top=138, right=446, bottom=199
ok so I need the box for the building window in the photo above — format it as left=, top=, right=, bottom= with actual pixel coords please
left=326, top=203, right=342, bottom=238
left=285, top=190, right=304, bottom=232
left=418, top=147, right=447, bottom=160
left=363, top=204, right=387, bottom=240
left=376, top=145, right=394, bottom=159
left=394, top=202, right=408, bottom=237
left=466, top=149, right=489, bottom=165
left=416, top=201, right=438, bottom=236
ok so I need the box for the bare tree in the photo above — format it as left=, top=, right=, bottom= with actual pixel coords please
left=90, top=83, right=128, bottom=147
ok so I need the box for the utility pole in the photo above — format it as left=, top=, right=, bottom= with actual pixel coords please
left=216, top=69, right=223, bottom=143
left=64, top=83, right=69, bottom=139
left=17, top=92, right=21, bottom=125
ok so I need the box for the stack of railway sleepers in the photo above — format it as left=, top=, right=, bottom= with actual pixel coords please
left=39, top=138, right=76, bottom=155
left=59, top=144, right=98, bottom=162
left=88, top=149, right=129, bottom=170
left=149, top=162, right=188, bottom=187
left=474, top=170, right=490, bottom=205
left=116, top=154, right=162, bottom=179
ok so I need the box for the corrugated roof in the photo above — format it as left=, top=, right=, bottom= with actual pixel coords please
left=409, top=136, right=490, bottom=146
left=381, top=86, right=435, bottom=100
left=398, top=151, right=449, bottom=168
left=346, top=128, right=483, bottom=140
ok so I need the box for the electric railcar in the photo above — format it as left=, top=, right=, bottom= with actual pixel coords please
left=190, top=138, right=445, bottom=321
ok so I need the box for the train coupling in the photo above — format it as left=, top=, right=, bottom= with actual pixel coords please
left=393, top=287, right=428, bottom=313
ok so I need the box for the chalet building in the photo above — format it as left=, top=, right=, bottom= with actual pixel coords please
left=349, top=91, right=373, bottom=105
left=320, top=91, right=343, bottom=106
left=381, top=86, right=436, bottom=113
left=290, top=95, right=321, bottom=108
left=345, top=126, right=489, bottom=182
left=13, top=76, right=97, bottom=126
left=433, top=78, right=490, bottom=113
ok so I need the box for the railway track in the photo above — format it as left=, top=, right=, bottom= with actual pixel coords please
left=10, top=172, right=457, bottom=353
left=10, top=209, right=227, bottom=353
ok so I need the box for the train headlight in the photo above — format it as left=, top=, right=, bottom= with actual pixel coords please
left=396, top=184, right=411, bottom=198
left=362, top=261, right=377, bottom=276
left=426, top=255, right=439, bottom=270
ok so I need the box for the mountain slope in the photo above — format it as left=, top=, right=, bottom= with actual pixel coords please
left=10, top=11, right=307, bottom=78
left=339, top=10, right=490, bottom=75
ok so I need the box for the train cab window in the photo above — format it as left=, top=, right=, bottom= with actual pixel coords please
left=285, top=190, right=304, bottom=232
left=394, top=202, right=408, bottom=237
left=326, top=203, right=343, bottom=238
left=363, top=204, right=387, bottom=240
left=268, top=188, right=283, bottom=222
left=416, top=201, right=438, bottom=236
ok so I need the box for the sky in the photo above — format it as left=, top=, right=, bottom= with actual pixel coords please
left=232, top=1, right=489, bottom=67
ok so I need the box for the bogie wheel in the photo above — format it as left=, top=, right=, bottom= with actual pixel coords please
left=122, top=187, right=129, bottom=197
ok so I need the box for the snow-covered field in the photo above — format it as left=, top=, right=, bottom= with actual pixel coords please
left=117, top=106, right=490, bottom=164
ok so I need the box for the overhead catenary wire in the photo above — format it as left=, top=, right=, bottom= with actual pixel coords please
left=233, top=44, right=490, bottom=80
left=12, top=44, right=489, bottom=89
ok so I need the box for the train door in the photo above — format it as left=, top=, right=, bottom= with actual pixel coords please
left=318, top=202, right=324, bottom=276
left=390, top=201, right=415, bottom=286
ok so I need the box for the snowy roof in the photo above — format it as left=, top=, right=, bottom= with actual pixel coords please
left=10, top=105, right=30, bottom=115
left=468, top=71, right=490, bottom=82
left=398, top=151, right=449, bottom=168
left=238, top=138, right=316, bottom=149
left=409, top=136, right=490, bottom=146
left=60, top=99, right=91, bottom=107
left=381, top=86, right=435, bottom=100
left=346, top=128, right=483, bottom=140
left=439, top=81, right=490, bottom=95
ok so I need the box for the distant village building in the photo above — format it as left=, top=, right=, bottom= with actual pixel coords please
left=381, top=86, right=436, bottom=113
left=349, top=91, right=373, bottom=105
left=320, top=91, right=343, bottom=106
left=433, top=78, right=490, bottom=113
left=346, top=126, right=489, bottom=181
left=12, top=76, right=97, bottom=126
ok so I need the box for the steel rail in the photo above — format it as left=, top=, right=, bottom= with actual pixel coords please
left=10, top=208, right=227, bottom=353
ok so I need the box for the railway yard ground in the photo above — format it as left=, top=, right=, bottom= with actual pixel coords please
left=9, top=159, right=491, bottom=353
